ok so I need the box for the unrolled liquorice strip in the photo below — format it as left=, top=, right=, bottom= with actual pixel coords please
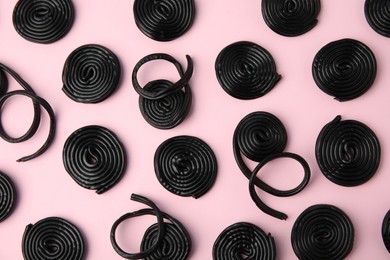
left=312, top=38, right=377, bottom=101
left=22, top=217, right=85, bottom=260
left=62, top=125, right=127, bottom=194
left=62, top=44, right=121, bottom=103
left=0, top=171, right=16, bottom=223
left=365, top=0, right=390, bottom=37
left=315, top=115, right=381, bottom=186
left=215, top=41, right=281, bottom=100
left=13, top=0, right=75, bottom=44
left=291, top=204, right=354, bottom=260
left=382, top=209, right=390, bottom=253
left=212, top=222, right=276, bottom=260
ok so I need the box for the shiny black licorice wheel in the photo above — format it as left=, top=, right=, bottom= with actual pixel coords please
left=365, top=0, right=390, bottom=37
left=154, top=135, right=217, bottom=198
left=22, top=217, right=85, bottom=260
left=0, top=171, right=16, bottom=223
left=312, top=38, right=377, bottom=101
left=63, top=125, right=127, bottom=194
left=291, top=204, right=354, bottom=260
left=382, top=209, right=390, bottom=253
left=316, top=115, right=381, bottom=186
left=133, top=0, right=195, bottom=41
left=212, top=222, right=276, bottom=260
left=215, top=41, right=281, bottom=100
left=13, top=0, right=75, bottom=44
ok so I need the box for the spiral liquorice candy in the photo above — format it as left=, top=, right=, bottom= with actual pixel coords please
left=382, top=209, right=390, bottom=253
left=13, top=0, right=75, bottom=44
left=212, top=222, right=276, bottom=260
left=133, top=0, right=195, bottom=41
left=22, top=217, right=85, bottom=260
left=63, top=125, right=127, bottom=194
left=291, top=204, right=354, bottom=260
left=215, top=41, right=281, bottom=100
left=0, top=171, right=16, bottom=223
left=312, top=38, right=377, bottom=101
left=316, top=115, right=380, bottom=186
left=62, top=44, right=121, bottom=103
left=365, top=0, right=390, bottom=37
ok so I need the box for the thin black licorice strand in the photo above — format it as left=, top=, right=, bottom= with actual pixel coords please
left=365, top=0, right=390, bottom=37
left=22, top=217, right=85, bottom=260
left=0, top=171, right=16, bottom=222
left=312, top=38, right=377, bottom=101
left=261, top=0, right=321, bottom=37
left=382, top=209, right=390, bottom=253
left=0, top=68, right=8, bottom=96
left=212, top=222, right=276, bottom=260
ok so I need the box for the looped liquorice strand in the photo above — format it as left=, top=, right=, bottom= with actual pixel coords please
left=312, top=38, right=377, bottom=101
left=0, top=171, right=16, bottom=223
left=63, top=125, right=127, bottom=194
left=62, top=44, right=121, bottom=103
left=215, top=41, right=281, bottom=100
left=133, top=0, right=195, bottom=41
left=291, top=204, right=354, bottom=260
left=315, top=115, right=380, bottom=186
left=382, top=209, right=390, bottom=253
left=365, top=0, right=390, bottom=37
left=13, top=0, right=75, bottom=44
left=0, top=68, right=8, bottom=96
left=212, top=222, right=276, bottom=260
left=154, top=135, right=217, bottom=198
left=22, top=217, right=85, bottom=260
left=262, top=0, right=321, bottom=36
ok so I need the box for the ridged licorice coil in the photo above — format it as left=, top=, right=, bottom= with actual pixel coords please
left=215, top=41, right=281, bottom=100
left=315, top=115, right=381, bottom=186
left=62, top=44, right=121, bottom=103
left=22, top=217, right=85, bottom=260
left=291, top=204, right=354, bottom=260
left=154, top=135, right=217, bottom=198
left=365, top=0, right=390, bottom=37
left=62, top=125, right=127, bottom=194
left=212, top=222, right=276, bottom=260
left=133, top=0, right=195, bottom=41
left=382, top=209, right=390, bottom=253
left=0, top=171, right=16, bottom=223
left=13, top=0, right=75, bottom=44
left=312, top=38, right=377, bottom=101
left=262, top=0, right=321, bottom=36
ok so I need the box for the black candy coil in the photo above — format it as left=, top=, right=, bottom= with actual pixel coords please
left=62, top=125, right=127, bottom=194
left=62, top=44, right=121, bottom=103
left=0, top=171, right=16, bottom=223
left=312, top=38, right=377, bottom=101
left=13, top=0, right=74, bottom=44
left=154, top=135, right=217, bottom=198
left=382, top=209, right=390, bottom=253
left=215, top=41, right=281, bottom=100
left=22, top=217, right=85, bottom=260
left=133, top=0, right=195, bottom=41
left=291, top=204, right=354, bottom=260
left=212, top=222, right=276, bottom=260
left=365, top=0, right=390, bottom=37
left=315, top=115, right=381, bottom=186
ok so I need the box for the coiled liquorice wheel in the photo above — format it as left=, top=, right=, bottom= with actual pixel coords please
left=22, top=217, right=85, bottom=260
left=365, top=0, right=390, bottom=37
left=212, top=222, right=276, bottom=260
left=262, top=0, right=321, bottom=36
left=13, top=0, right=74, bottom=44
left=215, top=41, right=281, bottom=100
left=62, top=44, right=121, bottom=103
left=133, top=0, right=195, bottom=41
left=315, top=115, right=381, bottom=186
left=382, top=209, right=390, bottom=253
left=0, top=171, right=16, bottom=223
left=154, top=135, right=217, bottom=198
left=312, top=38, right=377, bottom=101
left=62, top=125, right=127, bottom=194
left=291, top=204, right=354, bottom=260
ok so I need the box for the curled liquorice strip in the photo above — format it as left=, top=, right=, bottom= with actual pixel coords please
left=215, top=41, right=281, bottom=100
left=0, top=68, right=8, bottom=96
left=212, top=222, right=276, bottom=260
left=0, top=171, right=16, bottom=223
left=262, top=0, right=321, bottom=36
left=312, top=38, right=377, bottom=101
left=22, top=217, right=85, bottom=260
left=382, top=209, right=390, bottom=253
left=365, top=0, right=390, bottom=37
left=133, top=0, right=195, bottom=41
left=13, top=0, right=75, bottom=44
left=154, top=135, right=217, bottom=198
left=291, top=204, right=354, bottom=260
left=62, top=125, right=127, bottom=194
left=62, top=44, right=121, bottom=103
left=315, top=115, right=380, bottom=186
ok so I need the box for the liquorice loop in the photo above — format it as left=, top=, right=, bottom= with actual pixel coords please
left=0, top=171, right=16, bottom=223
left=365, top=0, right=390, bottom=37
left=0, top=68, right=8, bottom=96
left=382, top=209, right=390, bottom=253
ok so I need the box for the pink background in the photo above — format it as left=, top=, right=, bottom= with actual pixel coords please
left=0, top=0, right=389, bottom=259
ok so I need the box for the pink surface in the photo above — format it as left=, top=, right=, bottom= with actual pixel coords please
left=0, top=0, right=389, bottom=259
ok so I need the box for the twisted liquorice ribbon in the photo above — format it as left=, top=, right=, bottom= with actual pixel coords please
left=365, top=0, right=390, bottom=37
left=0, top=171, right=16, bottom=223
left=382, top=209, right=390, bottom=253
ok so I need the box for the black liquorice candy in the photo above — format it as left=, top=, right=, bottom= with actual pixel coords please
left=13, top=0, right=75, bottom=44
left=365, top=0, right=390, bottom=37
left=382, top=209, right=390, bottom=253
left=0, top=171, right=16, bottom=223
left=316, top=115, right=381, bottom=186
left=312, top=38, right=377, bottom=101
left=62, top=125, right=127, bottom=194
left=215, top=41, right=281, bottom=100
left=291, top=204, right=354, bottom=260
